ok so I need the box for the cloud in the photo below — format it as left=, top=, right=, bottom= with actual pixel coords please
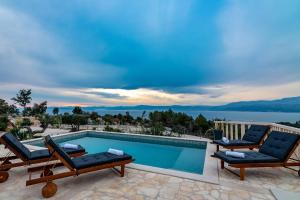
left=217, top=0, right=300, bottom=85
left=2, top=80, right=300, bottom=107
left=0, top=6, right=59, bottom=86
left=0, top=5, right=125, bottom=88
left=0, top=1, right=300, bottom=106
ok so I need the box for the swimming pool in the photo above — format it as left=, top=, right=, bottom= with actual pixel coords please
left=31, top=131, right=207, bottom=174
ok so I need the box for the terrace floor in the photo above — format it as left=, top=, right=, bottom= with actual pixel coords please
left=0, top=137, right=299, bottom=200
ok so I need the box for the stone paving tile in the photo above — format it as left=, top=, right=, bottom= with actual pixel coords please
left=1, top=161, right=299, bottom=200
left=218, top=166, right=300, bottom=193
left=0, top=169, right=274, bottom=200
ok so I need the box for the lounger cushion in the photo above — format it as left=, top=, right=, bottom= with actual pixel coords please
left=30, top=146, right=85, bottom=160
left=45, top=136, right=76, bottom=168
left=214, top=151, right=280, bottom=164
left=213, top=140, right=255, bottom=147
left=242, top=125, right=269, bottom=143
left=259, top=131, right=300, bottom=162
left=2, top=133, right=31, bottom=160
left=72, top=152, right=132, bottom=170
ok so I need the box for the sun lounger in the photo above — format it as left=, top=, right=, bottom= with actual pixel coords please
left=0, top=132, right=85, bottom=183
left=26, top=135, right=134, bottom=198
left=213, top=125, right=270, bottom=151
left=213, top=131, right=300, bottom=180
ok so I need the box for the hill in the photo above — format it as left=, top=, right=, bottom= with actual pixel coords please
left=48, top=96, right=300, bottom=113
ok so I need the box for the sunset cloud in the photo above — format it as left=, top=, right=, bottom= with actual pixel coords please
left=0, top=1, right=299, bottom=106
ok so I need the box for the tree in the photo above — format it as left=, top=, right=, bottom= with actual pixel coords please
left=52, top=107, right=59, bottom=115
left=72, top=106, right=83, bottom=114
left=102, top=114, right=114, bottom=125
left=61, top=113, right=72, bottom=125
left=89, top=111, right=100, bottom=124
left=62, top=113, right=88, bottom=131
left=32, top=101, right=47, bottom=116
left=125, top=112, right=134, bottom=124
left=71, top=114, right=88, bottom=131
left=8, top=104, right=19, bottom=115
left=150, top=123, right=165, bottom=135
left=49, top=115, right=62, bottom=128
left=0, top=99, right=18, bottom=115
left=194, top=114, right=210, bottom=135
left=11, top=89, right=32, bottom=116
left=22, top=107, right=32, bottom=116
left=38, top=114, right=51, bottom=132
left=0, top=99, right=10, bottom=114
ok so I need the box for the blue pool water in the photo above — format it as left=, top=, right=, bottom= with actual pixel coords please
left=56, top=134, right=206, bottom=174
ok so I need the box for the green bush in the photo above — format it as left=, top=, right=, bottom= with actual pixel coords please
left=10, top=127, right=32, bottom=140
left=104, top=125, right=121, bottom=132
left=20, top=118, right=33, bottom=127
left=0, top=116, right=8, bottom=131
left=150, top=123, right=165, bottom=135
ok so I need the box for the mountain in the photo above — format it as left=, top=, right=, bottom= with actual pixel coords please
left=48, top=96, right=300, bottom=113
left=213, top=96, right=300, bottom=112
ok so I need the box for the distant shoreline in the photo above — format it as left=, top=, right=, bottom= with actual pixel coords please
left=46, top=95, right=300, bottom=113
left=46, top=109, right=300, bottom=123
left=47, top=106, right=300, bottom=114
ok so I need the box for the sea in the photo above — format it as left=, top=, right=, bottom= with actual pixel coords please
left=50, top=108, right=300, bottom=123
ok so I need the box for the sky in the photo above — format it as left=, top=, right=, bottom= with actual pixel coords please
left=0, top=0, right=300, bottom=106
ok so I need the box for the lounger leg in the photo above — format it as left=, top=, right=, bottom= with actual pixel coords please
left=240, top=168, right=245, bottom=181
left=42, top=181, right=57, bottom=198
left=220, top=160, right=224, bottom=169
left=120, top=164, right=125, bottom=177
left=0, top=171, right=9, bottom=183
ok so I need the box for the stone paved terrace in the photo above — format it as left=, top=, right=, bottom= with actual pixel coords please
left=0, top=137, right=299, bottom=199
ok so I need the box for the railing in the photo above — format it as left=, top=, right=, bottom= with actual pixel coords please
left=214, top=121, right=300, bottom=139
left=214, top=121, right=300, bottom=159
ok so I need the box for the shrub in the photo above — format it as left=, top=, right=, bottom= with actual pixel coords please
left=10, top=127, right=32, bottom=140
left=104, top=125, right=121, bottom=132
left=20, top=118, right=33, bottom=127
left=0, top=116, right=8, bottom=131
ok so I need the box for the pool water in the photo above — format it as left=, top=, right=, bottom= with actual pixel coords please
left=59, top=135, right=206, bottom=174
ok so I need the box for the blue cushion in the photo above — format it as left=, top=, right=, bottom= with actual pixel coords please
left=213, top=139, right=255, bottom=146
left=45, top=135, right=76, bottom=168
left=214, top=151, right=280, bottom=164
left=72, top=152, right=132, bottom=169
left=30, top=146, right=85, bottom=160
left=242, top=125, right=269, bottom=143
left=2, top=133, right=31, bottom=160
left=259, top=131, right=300, bottom=161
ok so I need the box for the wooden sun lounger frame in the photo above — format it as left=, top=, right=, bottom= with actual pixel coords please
left=216, top=139, right=300, bottom=181
left=216, top=143, right=260, bottom=152
left=215, top=128, right=270, bottom=152
left=26, top=142, right=134, bottom=198
left=0, top=132, right=85, bottom=183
